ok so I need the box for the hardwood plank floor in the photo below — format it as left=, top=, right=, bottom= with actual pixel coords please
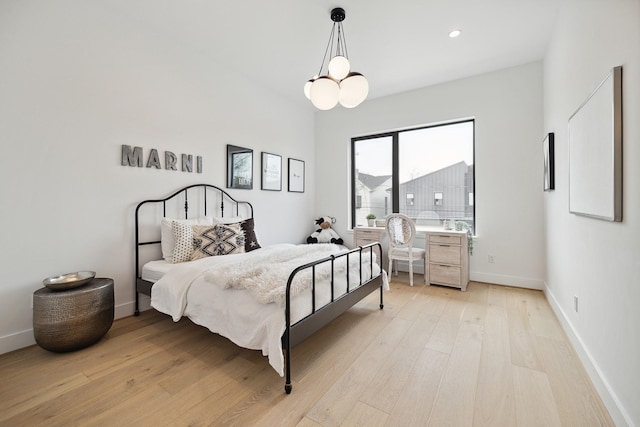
left=0, top=275, right=613, bottom=426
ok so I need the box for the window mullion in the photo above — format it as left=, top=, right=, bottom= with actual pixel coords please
left=392, top=132, right=399, bottom=213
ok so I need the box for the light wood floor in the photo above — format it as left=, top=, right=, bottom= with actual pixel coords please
left=1, top=275, right=613, bottom=426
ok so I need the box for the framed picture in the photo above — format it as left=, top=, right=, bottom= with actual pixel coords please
left=288, top=158, right=305, bottom=193
left=568, top=66, right=622, bottom=221
left=227, top=145, right=253, bottom=189
left=543, top=132, right=555, bottom=191
left=261, top=152, right=282, bottom=191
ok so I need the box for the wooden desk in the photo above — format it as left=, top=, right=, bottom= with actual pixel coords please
left=353, top=226, right=388, bottom=269
left=353, top=226, right=469, bottom=291
left=424, top=228, right=469, bottom=291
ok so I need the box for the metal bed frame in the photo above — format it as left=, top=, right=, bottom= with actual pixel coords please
left=134, top=184, right=384, bottom=394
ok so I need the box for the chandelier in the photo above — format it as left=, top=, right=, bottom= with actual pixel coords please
left=304, top=7, right=369, bottom=110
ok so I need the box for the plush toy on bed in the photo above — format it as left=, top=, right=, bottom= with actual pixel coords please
left=306, top=216, right=344, bottom=245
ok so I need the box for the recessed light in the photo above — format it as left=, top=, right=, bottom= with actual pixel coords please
left=449, top=29, right=462, bottom=38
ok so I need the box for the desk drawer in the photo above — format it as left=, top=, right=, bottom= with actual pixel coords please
left=430, top=234, right=462, bottom=245
left=354, top=230, right=383, bottom=245
left=429, top=264, right=461, bottom=287
left=356, top=230, right=382, bottom=240
left=429, top=245, right=461, bottom=265
left=357, top=237, right=379, bottom=246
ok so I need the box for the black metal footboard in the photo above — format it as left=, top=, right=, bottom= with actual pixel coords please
left=282, top=242, right=384, bottom=394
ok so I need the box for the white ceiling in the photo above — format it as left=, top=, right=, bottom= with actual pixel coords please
left=104, top=1, right=561, bottom=108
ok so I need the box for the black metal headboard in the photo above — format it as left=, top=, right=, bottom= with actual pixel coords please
left=134, top=184, right=253, bottom=313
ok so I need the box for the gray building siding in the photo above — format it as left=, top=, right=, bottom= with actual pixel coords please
left=400, top=162, right=474, bottom=227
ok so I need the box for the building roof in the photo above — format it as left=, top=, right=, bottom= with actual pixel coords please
left=357, top=172, right=392, bottom=190
left=400, top=161, right=472, bottom=185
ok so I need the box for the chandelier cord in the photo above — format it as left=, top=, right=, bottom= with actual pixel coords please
left=317, top=22, right=337, bottom=77
left=335, top=23, right=349, bottom=60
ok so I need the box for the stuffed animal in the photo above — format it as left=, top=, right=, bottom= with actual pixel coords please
left=306, top=216, right=344, bottom=245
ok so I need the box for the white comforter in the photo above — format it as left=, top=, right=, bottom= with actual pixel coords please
left=151, top=243, right=386, bottom=376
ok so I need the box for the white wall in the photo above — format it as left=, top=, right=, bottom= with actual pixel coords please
left=543, top=1, right=640, bottom=425
left=0, top=1, right=315, bottom=353
left=4, top=3, right=635, bottom=423
left=315, top=62, right=545, bottom=290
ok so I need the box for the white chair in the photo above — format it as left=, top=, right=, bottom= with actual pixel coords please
left=385, top=213, right=426, bottom=286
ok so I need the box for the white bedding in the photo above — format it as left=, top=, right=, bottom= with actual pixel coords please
left=149, top=243, right=386, bottom=376
left=141, top=260, right=173, bottom=282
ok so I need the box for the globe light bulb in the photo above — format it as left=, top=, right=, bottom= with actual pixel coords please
left=328, top=56, right=350, bottom=80
left=309, top=76, right=340, bottom=110
left=303, top=78, right=315, bottom=100
left=338, top=72, right=369, bottom=108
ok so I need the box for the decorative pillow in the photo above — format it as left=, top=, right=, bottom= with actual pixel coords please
left=171, top=221, right=196, bottom=263
left=239, top=218, right=261, bottom=252
left=161, top=216, right=213, bottom=261
left=214, top=217, right=261, bottom=252
left=191, top=223, right=246, bottom=260
left=213, top=216, right=243, bottom=224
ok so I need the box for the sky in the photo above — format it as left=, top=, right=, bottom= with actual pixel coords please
left=354, top=121, right=474, bottom=183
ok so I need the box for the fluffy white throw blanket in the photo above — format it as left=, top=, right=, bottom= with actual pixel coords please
left=204, top=244, right=373, bottom=305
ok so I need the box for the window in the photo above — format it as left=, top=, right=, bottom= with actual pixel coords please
left=351, top=120, right=474, bottom=230
left=351, top=135, right=393, bottom=226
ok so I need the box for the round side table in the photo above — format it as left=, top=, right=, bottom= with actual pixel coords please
left=33, top=278, right=114, bottom=352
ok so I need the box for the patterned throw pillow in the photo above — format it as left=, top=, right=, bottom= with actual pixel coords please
left=191, top=223, right=246, bottom=260
left=239, top=218, right=261, bottom=252
left=161, top=216, right=213, bottom=261
left=213, top=217, right=262, bottom=252
left=171, top=221, right=195, bottom=263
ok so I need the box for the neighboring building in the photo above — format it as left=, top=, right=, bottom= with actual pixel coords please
left=355, top=162, right=474, bottom=229
left=400, top=161, right=474, bottom=228
left=354, top=171, right=391, bottom=226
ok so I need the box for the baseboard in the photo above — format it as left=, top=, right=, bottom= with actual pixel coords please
left=115, top=301, right=135, bottom=318
left=0, top=301, right=141, bottom=356
left=0, top=329, right=36, bottom=355
left=544, top=285, right=633, bottom=427
left=393, top=261, right=426, bottom=275
left=392, top=264, right=544, bottom=290
left=470, top=271, right=544, bottom=290
left=116, top=298, right=152, bottom=317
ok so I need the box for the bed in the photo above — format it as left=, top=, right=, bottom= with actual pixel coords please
left=134, top=184, right=386, bottom=394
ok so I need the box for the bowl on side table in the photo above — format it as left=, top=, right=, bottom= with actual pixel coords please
left=43, top=271, right=96, bottom=291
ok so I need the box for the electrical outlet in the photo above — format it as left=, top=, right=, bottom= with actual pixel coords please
left=574, top=295, right=579, bottom=313
left=488, top=255, right=495, bottom=263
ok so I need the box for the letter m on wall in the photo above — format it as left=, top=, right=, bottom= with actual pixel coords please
left=121, top=145, right=143, bottom=167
